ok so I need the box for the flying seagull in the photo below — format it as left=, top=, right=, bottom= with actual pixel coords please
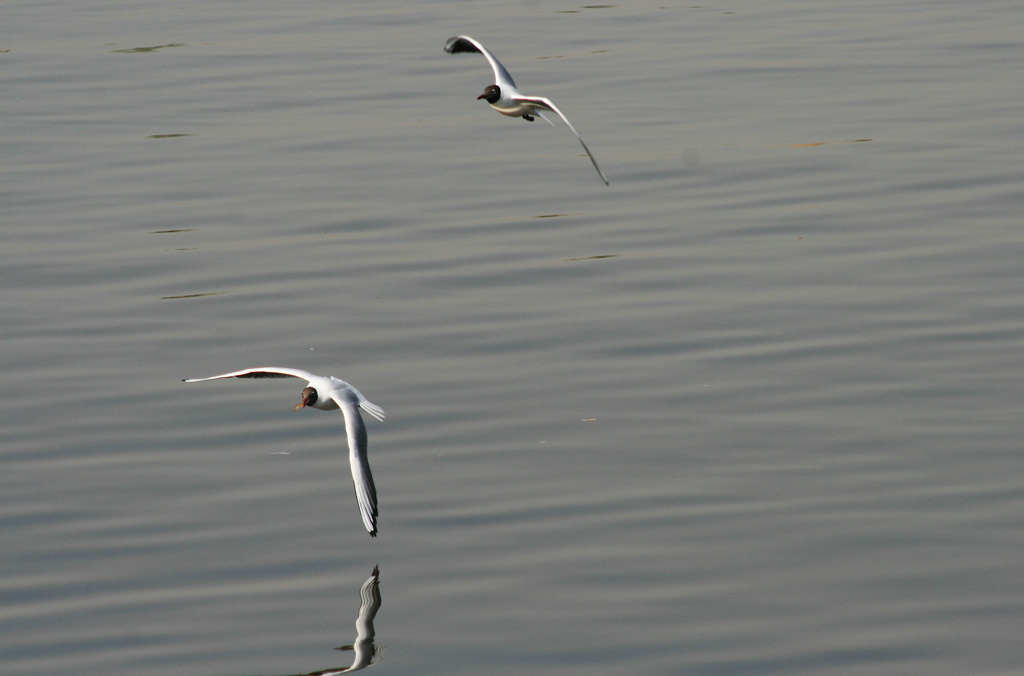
left=444, top=35, right=609, bottom=185
left=183, top=367, right=385, bottom=537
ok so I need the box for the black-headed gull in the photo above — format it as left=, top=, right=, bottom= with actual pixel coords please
left=444, top=35, right=609, bottom=186
left=183, top=367, right=385, bottom=537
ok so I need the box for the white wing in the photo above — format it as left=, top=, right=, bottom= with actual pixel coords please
left=444, top=35, right=518, bottom=91
left=516, top=95, right=609, bottom=186
left=183, top=366, right=316, bottom=383
left=332, top=389, right=378, bottom=537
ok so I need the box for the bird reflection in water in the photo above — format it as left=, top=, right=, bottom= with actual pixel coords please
left=283, top=566, right=383, bottom=676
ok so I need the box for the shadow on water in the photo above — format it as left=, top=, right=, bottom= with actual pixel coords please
left=108, top=43, right=187, bottom=53
left=159, top=291, right=228, bottom=300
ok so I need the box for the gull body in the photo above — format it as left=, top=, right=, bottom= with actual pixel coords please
left=444, top=35, right=609, bottom=186
left=183, top=367, right=384, bottom=537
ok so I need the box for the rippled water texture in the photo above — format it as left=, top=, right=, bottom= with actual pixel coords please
left=3, top=1, right=1024, bottom=674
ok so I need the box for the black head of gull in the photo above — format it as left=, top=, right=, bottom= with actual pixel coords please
left=296, top=385, right=318, bottom=411
left=476, top=84, right=501, bottom=104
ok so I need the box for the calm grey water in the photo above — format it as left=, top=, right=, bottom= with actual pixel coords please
left=3, top=1, right=1024, bottom=674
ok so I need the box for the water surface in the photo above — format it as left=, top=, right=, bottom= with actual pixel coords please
left=3, top=1, right=1024, bottom=674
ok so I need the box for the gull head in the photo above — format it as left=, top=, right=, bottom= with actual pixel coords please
left=477, top=84, right=501, bottom=104
left=295, top=386, right=318, bottom=411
